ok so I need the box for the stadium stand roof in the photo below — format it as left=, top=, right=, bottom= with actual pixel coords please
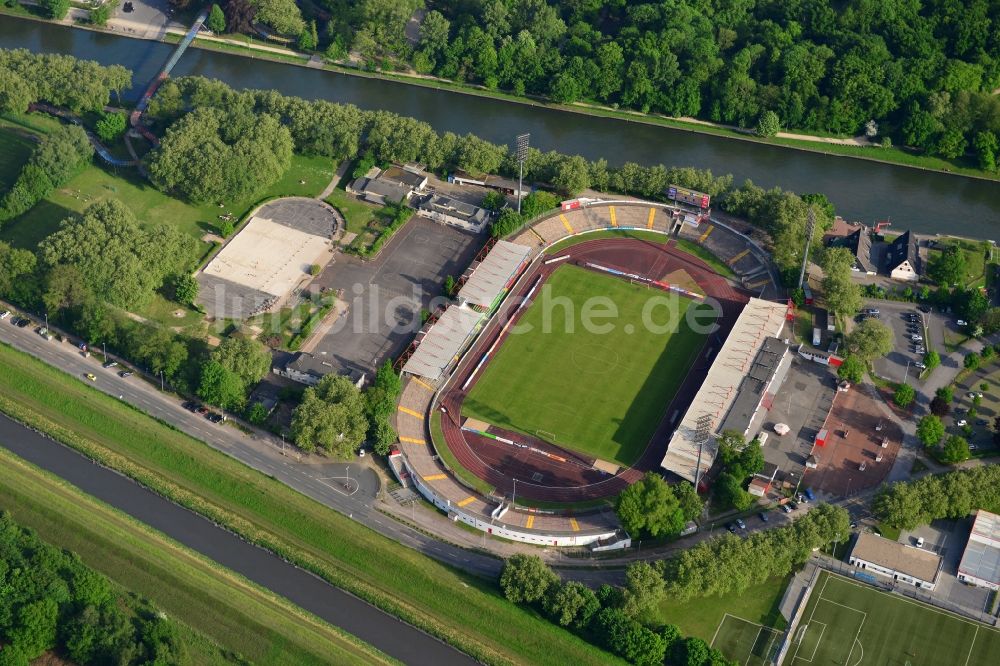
left=958, top=509, right=1000, bottom=588
left=402, top=306, right=484, bottom=381
left=457, top=241, right=532, bottom=308
left=661, top=298, right=789, bottom=483
left=717, top=336, right=790, bottom=436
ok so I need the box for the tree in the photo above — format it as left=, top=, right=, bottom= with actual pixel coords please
left=715, top=472, right=754, bottom=511
left=552, top=155, right=590, bottom=196
left=291, top=374, right=368, bottom=455
left=481, top=190, right=506, bottom=212
left=928, top=245, right=967, bottom=287
left=197, top=360, right=247, bottom=411
left=173, top=273, right=199, bottom=305
left=846, top=318, right=893, bottom=362
left=206, top=4, right=227, bottom=34
left=755, top=110, right=780, bottom=137
left=615, top=473, right=685, bottom=538
left=622, top=561, right=664, bottom=620
left=499, top=554, right=558, bottom=604
left=211, top=335, right=271, bottom=386
left=837, top=355, right=865, bottom=384
left=298, top=20, right=319, bottom=51
left=223, top=0, right=256, bottom=33
left=251, top=0, right=304, bottom=35
left=442, top=275, right=455, bottom=296
left=964, top=352, right=981, bottom=370
left=8, top=598, right=59, bottom=659
left=916, top=415, right=945, bottom=448
left=245, top=401, right=268, bottom=425
left=94, top=111, right=127, bottom=143
left=594, top=607, right=667, bottom=666
left=0, top=67, right=34, bottom=115
left=894, top=383, right=915, bottom=408
left=973, top=131, right=998, bottom=171
left=940, top=435, right=971, bottom=464
left=821, top=247, right=862, bottom=316
left=542, top=581, right=599, bottom=628
left=40, top=0, right=70, bottom=19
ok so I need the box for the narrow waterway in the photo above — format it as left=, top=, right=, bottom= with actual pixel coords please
left=0, top=413, right=476, bottom=666
left=2, top=17, right=998, bottom=238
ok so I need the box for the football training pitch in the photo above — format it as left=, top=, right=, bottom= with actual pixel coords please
left=789, top=571, right=1000, bottom=666
left=462, top=264, right=708, bottom=466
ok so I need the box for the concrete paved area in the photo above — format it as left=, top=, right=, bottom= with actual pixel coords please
left=764, top=357, right=836, bottom=481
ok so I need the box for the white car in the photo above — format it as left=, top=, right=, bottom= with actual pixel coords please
left=916, top=537, right=925, bottom=548
left=914, top=362, right=926, bottom=369
left=957, top=319, right=968, bottom=326
left=0, top=310, right=9, bottom=320
left=968, top=392, right=977, bottom=399
left=957, top=419, right=968, bottom=427
left=910, top=334, right=923, bottom=341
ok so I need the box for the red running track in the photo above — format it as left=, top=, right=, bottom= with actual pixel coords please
left=439, top=236, right=752, bottom=503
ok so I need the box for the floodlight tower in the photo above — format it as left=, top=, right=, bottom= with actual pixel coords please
left=798, top=207, right=817, bottom=289
left=516, top=133, right=530, bottom=214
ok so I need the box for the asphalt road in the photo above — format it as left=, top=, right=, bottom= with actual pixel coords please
left=0, top=412, right=475, bottom=666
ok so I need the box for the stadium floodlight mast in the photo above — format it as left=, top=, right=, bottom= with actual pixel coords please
left=797, top=207, right=816, bottom=288
left=516, top=133, right=530, bottom=214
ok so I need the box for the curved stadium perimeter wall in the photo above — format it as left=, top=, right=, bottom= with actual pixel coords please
left=390, top=199, right=778, bottom=547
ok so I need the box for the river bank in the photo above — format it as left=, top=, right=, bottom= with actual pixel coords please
left=7, top=6, right=999, bottom=186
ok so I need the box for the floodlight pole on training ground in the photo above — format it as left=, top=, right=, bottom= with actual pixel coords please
left=516, top=133, right=530, bottom=215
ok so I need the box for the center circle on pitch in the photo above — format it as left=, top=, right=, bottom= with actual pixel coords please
left=571, top=344, right=620, bottom=374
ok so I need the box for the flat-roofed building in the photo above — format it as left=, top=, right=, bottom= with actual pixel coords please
left=957, top=509, right=1000, bottom=590
left=848, top=532, right=942, bottom=590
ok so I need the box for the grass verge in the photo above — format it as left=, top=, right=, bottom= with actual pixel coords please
left=0, top=447, right=393, bottom=666
left=0, top=341, right=619, bottom=666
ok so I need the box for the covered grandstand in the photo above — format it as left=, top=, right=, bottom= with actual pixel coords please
left=456, top=240, right=532, bottom=310
left=661, top=297, right=790, bottom=484
left=401, top=306, right=484, bottom=381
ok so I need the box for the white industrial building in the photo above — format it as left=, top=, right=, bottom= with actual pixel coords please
left=958, top=509, right=1000, bottom=590
left=848, top=532, right=942, bottom=590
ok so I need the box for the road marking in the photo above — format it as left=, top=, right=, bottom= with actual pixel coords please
left=525, top=515, right=535, bottom=529
left=411, top=377, right=435, bottom=392
left=423, top=474, right=447, bottom=481
left=609, top=206, right=617, bottom=227
left=559, top=213, right=574, bottom=234
left=647, top=207, right=656, bottom=229
left=399, top=436, right=425, bottom=444
left=728, top=248, right=750, bottom=265
left=397, top=406, right=424, bottom=419
left=698, top=224, right=714, bottom=242
left=570, top=518, right=579, bottom=532
left=457, top=496, right=476, bottom=507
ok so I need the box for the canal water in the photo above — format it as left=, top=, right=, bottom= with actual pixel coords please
left=2, top=17, right=998, bottom=239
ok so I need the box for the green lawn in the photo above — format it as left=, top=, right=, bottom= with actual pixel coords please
left=656, top=576, right=790, bottom=642
left=463, top=264, right=708, bottom=465
left=791, top=571, right=1000, bottom=666
left=0, top=448, right=391, bottom=666
left=0, top=342, right=621, bottom=666
left=927, top=237, right=990, bottom=287
left=0, top=126, right=35, bottom=192
left=324, top=186, right=401, bottom=253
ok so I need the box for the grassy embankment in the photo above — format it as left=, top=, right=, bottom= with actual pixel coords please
left=0, top=341, right=622, bottom=666
left=0, top=448, right=393, bottom=666
left=656, top=575, right=791, bottom=641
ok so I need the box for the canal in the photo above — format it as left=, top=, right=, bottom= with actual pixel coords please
left=1, top=17, right=998, bottom=238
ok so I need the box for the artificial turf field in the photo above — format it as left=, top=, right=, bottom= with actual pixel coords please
left=463, top=263, right=708, bottom=466
left=787, top=571, right=1000, bottom=666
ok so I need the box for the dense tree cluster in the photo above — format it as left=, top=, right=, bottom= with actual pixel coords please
left=251, top=0, right=304, bottom=36
left=712, top=431, right=764, bottom=512
left=845, top=318, right=894, bottom=361
left=661, top=503, right=850, bottom=601
left=873, top=465, right=1000, bottom=529
left=0, top=125, right=93, bottom=223
left=38, top=200, right=195, bottom=310
left=0, top=49, right=131, bottom=114
left=820, top=247, right=862, bottom=317
left=148, top=107, right=293, bottom=203
left=290, top=374, right=369, bottom=455
left=280, top=1, right=1000, bottom=167
left=498, top=555, right=736, bottom=666
left=615, top=472, right=703, bottom=539
left=365, top=361, right=402, bottom=456
left=0, top=512, right=186, bottom=665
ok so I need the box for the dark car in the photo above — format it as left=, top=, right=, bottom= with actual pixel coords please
left=917, top=305, right=931, bottom=313
left=726, top=523, right=738, bottom=534
left=15, top=318, right=30, bottom=328
left=782, top=504, right=793, bottom=513
left=196, top=405, right=209, bottom=415
left=206, top=412, right=224, bottom=423
left=182, top=401, right=198, bottom=412
left=759, top=512, right=769, bottom=523
left=118, top=370, right=133, bottom=378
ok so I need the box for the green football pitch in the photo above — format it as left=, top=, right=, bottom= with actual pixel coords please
left=789, top=571, right=1000, bottom=666
left=462, top=264, right=709, bottom=466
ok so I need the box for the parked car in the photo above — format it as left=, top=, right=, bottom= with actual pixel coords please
left=957, top=419, right=968, bottom=427
left=914, top=362, right=927, bottom=369
left=759, top=512, right=769, bottom=523
left=196, top=406, right=209, bottom=415
left=957, top=319, right=968, bottom=326
left=735, top=518, right=746, bottom=529
left=103, top=360, right=118, bottom=369
left=182, top=401, right=198, bottom=412
left=804, top=488, right=815, bottom=501
left=0, top=310, right=9, bottom=319
left=118, top=370, right=133, bottom=378
left=782, top=504, right=793, bottom=513
left=15, top=317, right=29, bottom=328
left=910, top=334, right=923, bottom=341
left=727, top=523, right=738, bottom=533
left=976, top=419, right=988, bottom=426
left=206, top=412, right=224, bottom=423
left=916, top=537, right=925, bottom=548
left=917, top=305, right=931, bottom=313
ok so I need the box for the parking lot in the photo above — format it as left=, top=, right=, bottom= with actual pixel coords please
left=900, top=519, right=994, bottom=621
left=867, top=300, right=933, bottom=387
left=308, top=217, right=483, bottom=377
left=950, top=366, right=1000, bottom=454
